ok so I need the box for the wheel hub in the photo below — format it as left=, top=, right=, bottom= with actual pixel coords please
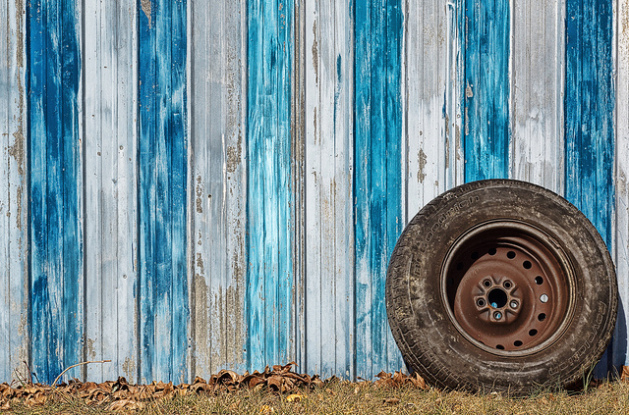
left=444, top=222, right=571, bottom=354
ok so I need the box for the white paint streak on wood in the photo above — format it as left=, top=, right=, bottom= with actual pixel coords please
left=0, top=0, right=28, bottom=384
left=404, top=0, right=465, bottom=219
left=188, top=0, right=247, bottom=378
left=405, top=0, right=448, bottom=206
left=305, top=0, right=354, bottom=379
left=84, top=0, right=139, bottom=382
left=511, top=0, right=565, bottom=193
left=445, top=1, right=465, bottom=191
left=614, top=0, right=629, bottom=366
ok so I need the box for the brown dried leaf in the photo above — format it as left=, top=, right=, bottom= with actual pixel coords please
left=108, top=399, right=145, bottom=411
left=267, top=375, right=283, bottom=392
left=383, top=397, right=400, bottom=405
left=621, top=366, right=629, bottom=381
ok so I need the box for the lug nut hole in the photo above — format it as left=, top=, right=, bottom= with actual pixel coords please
left=477, top=299, right=485, bottom=307
left=483, top=280, right=492, bottom=287
left=503, top=281, right=512, bottom=289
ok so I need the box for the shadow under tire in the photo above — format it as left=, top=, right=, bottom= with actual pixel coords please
left=385, top=179, right=617, bottom=394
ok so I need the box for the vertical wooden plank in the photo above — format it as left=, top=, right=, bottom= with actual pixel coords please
left=84, top=0, right=139, bottom=382
left=354, top=0, right=404, bottom=379
left=28, top=0, right=84, bottom=384
left=138, top=0, right=189, bottom=383
left=445, top=0, right=466, bottom=191
left=188, top=0, right=247, bottom=377
left=0, top=0, right=28, bottom=384
left=293, top=0, right=307, bottom=373
left=463, top=0, right=511, bottom=181
left=511, top=0, right=564, bottom=193
left=565, top=0, right=615, bottom=375
left=404, top=0, right=451, bottom=218
left=615, top=0, right=629, bottom=368
left=304, top=0, right=354, bottom=378
left=247, top=0, right=295, bottom=371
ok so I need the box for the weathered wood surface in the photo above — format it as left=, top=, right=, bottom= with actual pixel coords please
left=84, top=0, right=139, bottom=384
left=0, top=0, right=627, bottom=384
left=0, top=0, right=28, bottom=385
left=188, top=0, right=247, bottom=377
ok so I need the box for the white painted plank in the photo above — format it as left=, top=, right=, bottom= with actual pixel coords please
left=0, top=0, right=28, bottom=384
left=614, top=0, right=629, bottom=367
left=305, top=0, right=354, bottom=379
left=188, top=0, right=247, bottom=378
left=84, top=0, right=139, bottom=382
left=404, top=0, right=450, bottom=219
left=332, top=0, right=354, bottom=380
left=510, top=0, right=565, bottom=193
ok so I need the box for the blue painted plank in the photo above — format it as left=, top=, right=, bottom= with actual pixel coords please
left=27, top=0, right=83, bottom=384
left=354, top=0, right=404, bottom=379
left=564, top=0, right=615, bottom=376
left=138, top=0, right=189, bottom=383
left=462, top=0, right=510, bottom=182
left=246, top=0, right=295, bottom=371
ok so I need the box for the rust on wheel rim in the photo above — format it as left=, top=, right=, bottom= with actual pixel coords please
left=441, top=221, right=573, bottom=356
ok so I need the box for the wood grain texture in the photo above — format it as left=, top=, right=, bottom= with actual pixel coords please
left=511, top=0, right=565, bottom=193
left=564, top=0, right=615, bottom=375
left=138, top=0, right=189, bottom=384
left=304, top=0, right=354, bottom=379
left=354, top=0, right=404, bottom=379
left=188, top=0, right=247, bottom=377
left=403, top=0, right=460, bottom=219
left=462, top=0, right=510, bottom=182
left=28, top=0, right=84, bottom=384
left=83, top=0, right=139, bottom=383
left=614, top=0, right=629, bottom=367
left=246, top=0, right=296, bottom=371
left=0, top=0, right=28, bottom=384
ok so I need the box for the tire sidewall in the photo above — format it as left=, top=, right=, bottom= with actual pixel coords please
left=386, top=179, right=617, bottom=393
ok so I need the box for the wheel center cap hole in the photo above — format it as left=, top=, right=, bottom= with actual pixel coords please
left=488, top=288, right=508, bottom=308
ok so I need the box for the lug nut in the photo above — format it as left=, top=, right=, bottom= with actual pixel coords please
left=493, top=311, right=502, bottom=320
left=510, top=300, right=519, bottom=309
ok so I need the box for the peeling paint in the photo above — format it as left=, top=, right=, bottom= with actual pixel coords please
left=195, top=176, right=203, bottom=213
left=141, top=0, right=152, bottom=28
left=226, top=131, right=242, bottom=173
left=122, top=358, right=136, bottom=379
left=193, top=274, right=209, bottom=373
left=417, top=148, right=427, bottom=183
left=87, top=338, right=96, bottom=360
left=312, top=20, right=319, bottom=84
left=196, top=252, right=205, bottom=276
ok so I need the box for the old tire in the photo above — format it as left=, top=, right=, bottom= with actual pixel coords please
left=386, top=179, right=617, bottom=394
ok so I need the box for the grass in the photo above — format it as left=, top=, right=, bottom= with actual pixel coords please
left=4, top=378, right=629, bottom=415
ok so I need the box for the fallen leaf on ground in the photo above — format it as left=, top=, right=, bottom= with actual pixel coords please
left=286, top=393, right=304, bottom=402
left=260, top=404, right=275, bottom=414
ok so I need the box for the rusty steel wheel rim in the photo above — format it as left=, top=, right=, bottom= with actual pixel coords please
left=441, top=221, right=575, bottom=356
